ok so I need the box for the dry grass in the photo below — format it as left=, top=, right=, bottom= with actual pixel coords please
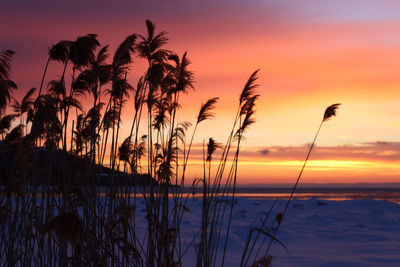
left=0, top=20, right=340, bottom=267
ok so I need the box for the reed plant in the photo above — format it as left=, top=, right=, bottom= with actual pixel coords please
left=0, top=19, right=263, bottom=267
left=0, top=19, right=340, bottom=267
left=239, top=103, right=340, bottom=266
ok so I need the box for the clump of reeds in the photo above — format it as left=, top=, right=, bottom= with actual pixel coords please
left=0, top=18, right=341, bottom=267
left=0, top=19, right=262, bottom=267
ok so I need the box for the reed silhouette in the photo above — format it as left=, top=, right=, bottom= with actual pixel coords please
left=0, top=20, right=262, bottom=267
left=0, top=19, right=341, bottom=267
left=266, top=103, right=341, bottom=254
left=239, top=103, right=341, bottom=266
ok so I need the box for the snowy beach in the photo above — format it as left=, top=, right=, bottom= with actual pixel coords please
left=152, top=197, right=400, bottom=266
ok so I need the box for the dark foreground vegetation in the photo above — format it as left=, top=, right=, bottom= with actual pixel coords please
left=0, top=20, right=339, bottom=266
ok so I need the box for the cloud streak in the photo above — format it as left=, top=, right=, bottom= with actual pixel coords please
left=184, top=141, right=400, bottom=162
left=255, top=142, right=400, bottom=162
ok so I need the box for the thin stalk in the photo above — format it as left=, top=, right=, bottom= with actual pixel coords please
left=38, top=56, right=51, bottom=97
left=264, top=120, right=323, bottom=257
left=221, top=131, right=242, bottom=267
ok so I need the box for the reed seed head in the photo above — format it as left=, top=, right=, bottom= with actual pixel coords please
left=323, top=103, right=341, bottom=122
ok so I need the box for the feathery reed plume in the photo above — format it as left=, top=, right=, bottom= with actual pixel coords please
left=137, top=19, right=169, bottom=61
left=0, top=50, right=16, bottom=80
left=69, top=34, right=100, bottom=70
left=170, top=52, right=194, bottom=94
left=264, top=103, right=341, bottom=257
left=183, top=97, right=218, bottom=180
left=85, top=103, right=104, bottom=130
left=12, top=87, right=36, bottom=116
left=12, top=87, right=36, bottom=135
left=323, top=103, right=341, bottom=122
left=240, top=69, right=259, bottom=105
left=48, top=40, right=71, bottom=64
left=0, top=50, right=17, bottom=112
left=36, top=41, right=71, bottom=98
left=238, top=107, right=256, bottom=137
left=102, top=106, right=120, bottom=131
left=4, top=124, right=24, bottom=144
left=197, top=97, right=219, bottom=124
left=59, top=96, right=83, bottom=114
left=47, top=79, right=66, bottom=98
left=206, top=137, right=221, bottom=162
left=112, top=34, right=136, bottom=71
left=0, top=114, right=17, bottom=138
left=275, top=212, right=283, bottom=226
left=119, top=137, right=134, bottom=163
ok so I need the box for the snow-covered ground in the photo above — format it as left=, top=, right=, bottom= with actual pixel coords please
left=264, top=199, right=400, bottom=266
left=141, top=197, right=400, bottom=266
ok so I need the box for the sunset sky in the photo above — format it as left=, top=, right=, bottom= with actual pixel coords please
left=1, top=0, right=399, bottom=184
